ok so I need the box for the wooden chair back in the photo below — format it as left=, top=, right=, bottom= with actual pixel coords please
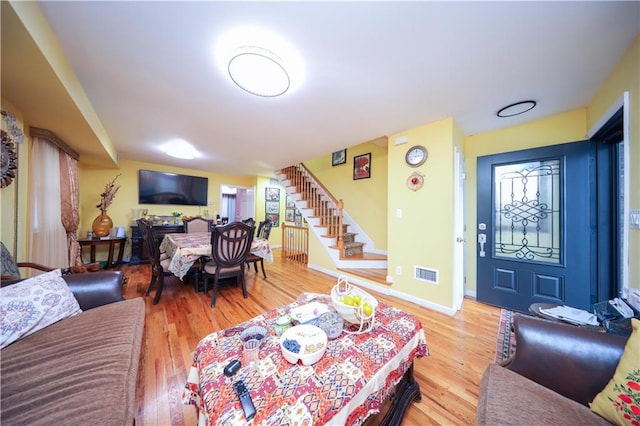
left=210, top=222, right=254, bottom=268
left=256, top=220, right=273, bottom=240
left=183, top=217, right=212, bottom=233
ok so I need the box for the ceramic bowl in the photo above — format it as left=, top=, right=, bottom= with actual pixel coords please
left=280, top=324, right=328, bottom=365
left=240, top=325, right=267, bottom=348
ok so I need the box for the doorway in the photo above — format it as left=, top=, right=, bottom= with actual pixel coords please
left=219, top=185, right=255, bottom=223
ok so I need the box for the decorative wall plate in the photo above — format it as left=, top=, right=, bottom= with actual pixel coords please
left=1, top=130, right=17, bottom=188
left=407, top=171, right=425, bottom=191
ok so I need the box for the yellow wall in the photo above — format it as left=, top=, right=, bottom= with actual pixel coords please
left=304, top=138, right=388, bottom=250
left=78, top=159, right=271, bottom=261
left=387, top=118, right=458, bottom=307
left=587, top=34, right=639, bottom=289
left=0, top=98, right=30, bottom=262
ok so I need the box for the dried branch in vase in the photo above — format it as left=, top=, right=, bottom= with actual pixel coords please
left=97, top=174, right=121, bottom=212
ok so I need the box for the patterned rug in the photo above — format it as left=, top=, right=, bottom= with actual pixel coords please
left=494, top=309, right=516, bottom=363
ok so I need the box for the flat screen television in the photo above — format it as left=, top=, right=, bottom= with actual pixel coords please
left=138, top=169, right=208, bottom=206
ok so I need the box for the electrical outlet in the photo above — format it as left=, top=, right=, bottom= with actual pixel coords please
left=396, top=266, right=402, bottom=275
left=386, top=275, right=393, bottom=283
left=630, top=210, right=640, bottom=229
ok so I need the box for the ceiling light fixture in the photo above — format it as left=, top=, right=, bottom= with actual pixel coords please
left=497, top=100, right=537, bottom=117
left=161, top=139, right=199, bottom=160
left=228, top=46, right=290, bottom=97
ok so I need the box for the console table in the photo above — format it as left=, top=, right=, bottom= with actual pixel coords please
left=182, top=293, right=428, bottom=425
left=78, top=237, right=126, bottom=268
left=129, top=224, right=184, bottom=264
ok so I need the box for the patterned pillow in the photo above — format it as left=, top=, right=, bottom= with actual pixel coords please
left=590, top=318, right=640, bottom=425
left=0, top=269, right=82, bottom=349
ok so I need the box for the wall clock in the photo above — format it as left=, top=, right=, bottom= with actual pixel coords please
left=1, top=130, right=17, bottom=188
left=405, top=145, right=428, bottom=167
left=407, top=171, right=425, bottom=191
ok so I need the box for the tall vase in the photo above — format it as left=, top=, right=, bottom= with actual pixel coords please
left=92, top=210, right=113, bottom=237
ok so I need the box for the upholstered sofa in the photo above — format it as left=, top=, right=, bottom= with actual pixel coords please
left=1, top=270, right=145, bottom=425
left=476, top=313, right=638, bottom=425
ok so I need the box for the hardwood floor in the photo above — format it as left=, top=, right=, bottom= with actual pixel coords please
left=120, top=249, right=501, bottom=425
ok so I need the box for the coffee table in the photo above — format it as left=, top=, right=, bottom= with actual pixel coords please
left=182, top=293, right=429, bottom=425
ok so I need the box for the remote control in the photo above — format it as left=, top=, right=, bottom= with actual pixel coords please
left=233, top=380, right=256, bottom=420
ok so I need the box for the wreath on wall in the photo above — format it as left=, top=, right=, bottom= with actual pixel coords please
left=1, top=130, right=18, bottom=188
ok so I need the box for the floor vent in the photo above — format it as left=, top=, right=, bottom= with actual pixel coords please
left=415, top=266, right=438, bottom=284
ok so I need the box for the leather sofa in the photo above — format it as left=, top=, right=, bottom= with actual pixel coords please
left=1, top=271, right=145, bottom=425
left=476, top=313, right=628, bottom=425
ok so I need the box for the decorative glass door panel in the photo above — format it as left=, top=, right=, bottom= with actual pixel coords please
left=494, top=160, right=560, bottom=264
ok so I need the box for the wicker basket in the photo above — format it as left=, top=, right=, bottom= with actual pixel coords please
left=330, top=276, right=377, bottom=334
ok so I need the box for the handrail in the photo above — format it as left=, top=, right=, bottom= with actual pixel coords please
left=281, top=164, right=344, bottom=253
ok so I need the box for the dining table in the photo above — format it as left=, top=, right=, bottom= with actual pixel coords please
left=159, top=232, right=273, bottom=280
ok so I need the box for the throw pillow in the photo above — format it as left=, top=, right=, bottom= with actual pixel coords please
left=590, top=318, right=640, bottom=425
left=0, top=269, right=82, bottom=349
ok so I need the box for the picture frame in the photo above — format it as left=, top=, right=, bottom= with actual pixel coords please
left=266, top=213, right=279, bottom=227
left=266, top=201, right=280, bottom=214
left=286, top=195, right=295, bottom=208
left=265, top=187, right=280, bottom=201
left=332, top=149, right=347, bottom=166
left=285, top=208, right=295, bottom=222
left=353, top=153, right=371, bottom=180
left=294, top=210, right=303, bottom=226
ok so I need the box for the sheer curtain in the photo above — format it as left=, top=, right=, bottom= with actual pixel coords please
left=29, top=137, right=68, bottom=268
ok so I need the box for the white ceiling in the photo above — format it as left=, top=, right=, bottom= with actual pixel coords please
left=3, top=1, right=639, bottom=176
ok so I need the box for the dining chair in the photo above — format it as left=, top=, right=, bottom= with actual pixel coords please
left=203, top=221, right=254, bottom=307
left=182, top=216, right=212, bottom=290
left=183, top=216, right=212, bottom=233
left=245, top=220, right=273, bottom=279
left=220, top=217, right=229, bottom=225
left=242, top=218, right=255, bottom=228
left=137, top=218, right=174, bottom=304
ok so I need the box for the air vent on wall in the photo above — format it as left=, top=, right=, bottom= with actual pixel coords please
left=415, top=266, right=438, bottom=285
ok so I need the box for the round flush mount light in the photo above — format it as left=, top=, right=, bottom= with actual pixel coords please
left=497, top=100, right=537, bottom=117
left=228, top=46, right=290, bottom=97
left=161, top=139, right=199, bottom=160
left=215, top=26, right=304, bottom=97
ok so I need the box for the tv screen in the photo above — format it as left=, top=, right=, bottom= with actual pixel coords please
left=138, top=169, right=208, bottom=206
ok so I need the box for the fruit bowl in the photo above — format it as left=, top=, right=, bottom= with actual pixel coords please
left=279, top=324, right=328, bottom=365
left=330, top=278, right=378, bottom=333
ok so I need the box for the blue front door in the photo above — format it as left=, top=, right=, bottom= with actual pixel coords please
left=477, top=141, right=596, bottom=313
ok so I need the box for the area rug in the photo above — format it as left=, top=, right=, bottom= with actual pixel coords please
left=494, top=309, right=516, bottom=363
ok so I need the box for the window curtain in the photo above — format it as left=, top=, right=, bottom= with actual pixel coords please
left=59, top=150, right=81, bottom=267
left=29, top=138, right=68, bottom=269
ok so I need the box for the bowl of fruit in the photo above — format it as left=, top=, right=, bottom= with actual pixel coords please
left=331, top=278, right=378, bottom=331
left=280, top=324, right=328, bottom=365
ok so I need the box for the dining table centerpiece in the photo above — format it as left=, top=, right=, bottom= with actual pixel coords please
left=92, top=174, right=120, bottom=237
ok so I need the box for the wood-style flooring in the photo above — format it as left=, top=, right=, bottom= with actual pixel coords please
left=119, top=249, right=501, bottom=425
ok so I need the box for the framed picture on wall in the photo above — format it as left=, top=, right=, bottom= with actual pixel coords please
left=285, top=209, right=295, bottom=222
left=332, top=149, right=347, bottom=166
left=286, top=195, right=295, bottom=208
left=266, top=201, right=280, bottom=214
left=266, top=213, right=279, bottom=227
left=265, top=187, right=280, bottom=201
left=294, top=210, right=303, bottom=226
left=353, top=153, right=371, bottom=180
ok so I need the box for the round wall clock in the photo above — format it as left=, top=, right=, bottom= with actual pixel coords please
left=405, top=145, right=428, bottom=167
left=1, top=130, right=17, bottom=188
left=407, top=171, right=425, bottom=191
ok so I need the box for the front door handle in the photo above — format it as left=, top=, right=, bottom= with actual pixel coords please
left=478, top=233, right=486, bottom=257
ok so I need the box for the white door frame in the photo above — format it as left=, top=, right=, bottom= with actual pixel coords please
left=453, top=147, right=466, bottom=311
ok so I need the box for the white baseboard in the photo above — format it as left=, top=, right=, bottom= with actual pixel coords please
left=308, top=263, right=458, bottom=316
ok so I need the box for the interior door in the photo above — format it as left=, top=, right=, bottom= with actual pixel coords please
left=477, top=141, right=596, bottom=312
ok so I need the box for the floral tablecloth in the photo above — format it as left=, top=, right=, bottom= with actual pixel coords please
left=160, top=232, right=273, bottom=279
left=182, top=293, right=429, bottom=425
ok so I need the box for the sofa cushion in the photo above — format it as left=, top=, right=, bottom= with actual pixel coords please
left=476, top=363, right=610, bottom=425
left=0, top=297, right=145, bottom=426
left=591, top=318, right=640, bottom=425
left=1, top=269, right=81, bottom=349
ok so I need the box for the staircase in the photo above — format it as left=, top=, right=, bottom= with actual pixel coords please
left=277, top=164, right=387, bottom=278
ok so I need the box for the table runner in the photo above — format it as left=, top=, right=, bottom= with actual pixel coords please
left=160, top=232, right=273, bottom=279
left=182, top=293, right=428, bottom=425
